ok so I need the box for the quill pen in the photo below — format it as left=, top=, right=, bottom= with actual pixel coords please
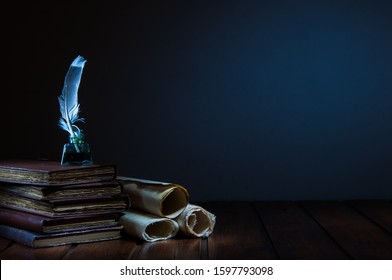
left=58, top=55, right=87, bottom=140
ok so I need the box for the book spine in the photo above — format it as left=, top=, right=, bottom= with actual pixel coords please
left=0, top=209, right=45, bottom=232
left=0, top=225, right=37, bottom=247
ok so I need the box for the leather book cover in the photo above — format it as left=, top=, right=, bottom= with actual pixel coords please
left=0, top=180, right=122, bottom=201
left=0, top=224, right=123, bottom=248
left=0, top=191, right=129, bottom=218
left=0, top=207, right=122, bottom=233
left=0, top=159, right=116, bottom=186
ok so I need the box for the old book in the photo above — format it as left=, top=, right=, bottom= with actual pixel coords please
left=0, top=191, right=128, bottom=218
left=0, top=180, right=122, bottom=200
left=0, top=224, right=123, bottom=248
left=0, top=159, right=116, bottom=186
left=0, top=207, right=121, bottom=233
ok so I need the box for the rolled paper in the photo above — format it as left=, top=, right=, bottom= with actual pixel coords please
left=117, top=177, right=189, bottom=219
left=175, top=204, right=216, bottom=238
left=119, top=209, right=179, bottom=242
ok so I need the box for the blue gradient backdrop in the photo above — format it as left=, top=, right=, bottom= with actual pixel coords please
left=4, top=0, right=392, bottom=200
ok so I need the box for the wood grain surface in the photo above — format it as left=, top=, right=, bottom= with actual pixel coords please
left=1, top=200, right=391, bottom=259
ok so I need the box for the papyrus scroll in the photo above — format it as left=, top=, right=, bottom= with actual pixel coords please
left=117, top=177, right=189, bottom=219
left=119, top=209, right=179, bottom=242
left=117, top=177, right=216, bottom=242
left=175, top=204, right=216, bottom=238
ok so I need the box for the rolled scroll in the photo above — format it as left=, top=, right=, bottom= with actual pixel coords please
left=119, top=209, right=179, bottom=242
left=175, top=204, right=216, bottom=238
left=117, top=177, right=189, bottom=219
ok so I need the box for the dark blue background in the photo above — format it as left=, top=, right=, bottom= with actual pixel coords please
left=4, top=0, right=392, bottom=200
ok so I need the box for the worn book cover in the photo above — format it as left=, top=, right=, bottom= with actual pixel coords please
left=0, top=159, right=116, bottom=186
left=0, top=224, right=123, bottom=248
left=0, top=191, right=129, bottom=218
left=0, top=207, right=122, bottom=233
left=0, top=180, right=122, bottom=200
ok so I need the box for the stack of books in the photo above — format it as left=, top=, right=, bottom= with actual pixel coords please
left=0, top=159, right=128, bottom=248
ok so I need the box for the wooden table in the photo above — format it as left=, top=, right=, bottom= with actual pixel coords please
left=1, top=200, right=392, bottom=260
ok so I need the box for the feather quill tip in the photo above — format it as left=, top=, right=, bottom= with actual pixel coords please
left=71, top=55, right=87, bottom=67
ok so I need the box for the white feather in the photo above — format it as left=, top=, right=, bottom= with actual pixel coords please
left=58, top=55, right=87, bottom=138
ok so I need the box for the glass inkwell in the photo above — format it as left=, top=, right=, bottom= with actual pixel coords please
left=61, top=133, right=92, bottom=166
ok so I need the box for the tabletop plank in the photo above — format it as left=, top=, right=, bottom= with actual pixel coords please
left=0, top=237, right=12, bottom=252
left=255, top=201, right=349, bottom=259
left=348, top=200, right=392, bottom=234
left=204, top=201, right=278, bottom=259
left=302, top=201, right=392, bottom=259
left=0, top=243, right=70, bottom=260
left=62, top=237, right=141, bottom=260
left=135, top=237, right=205, bottom=260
